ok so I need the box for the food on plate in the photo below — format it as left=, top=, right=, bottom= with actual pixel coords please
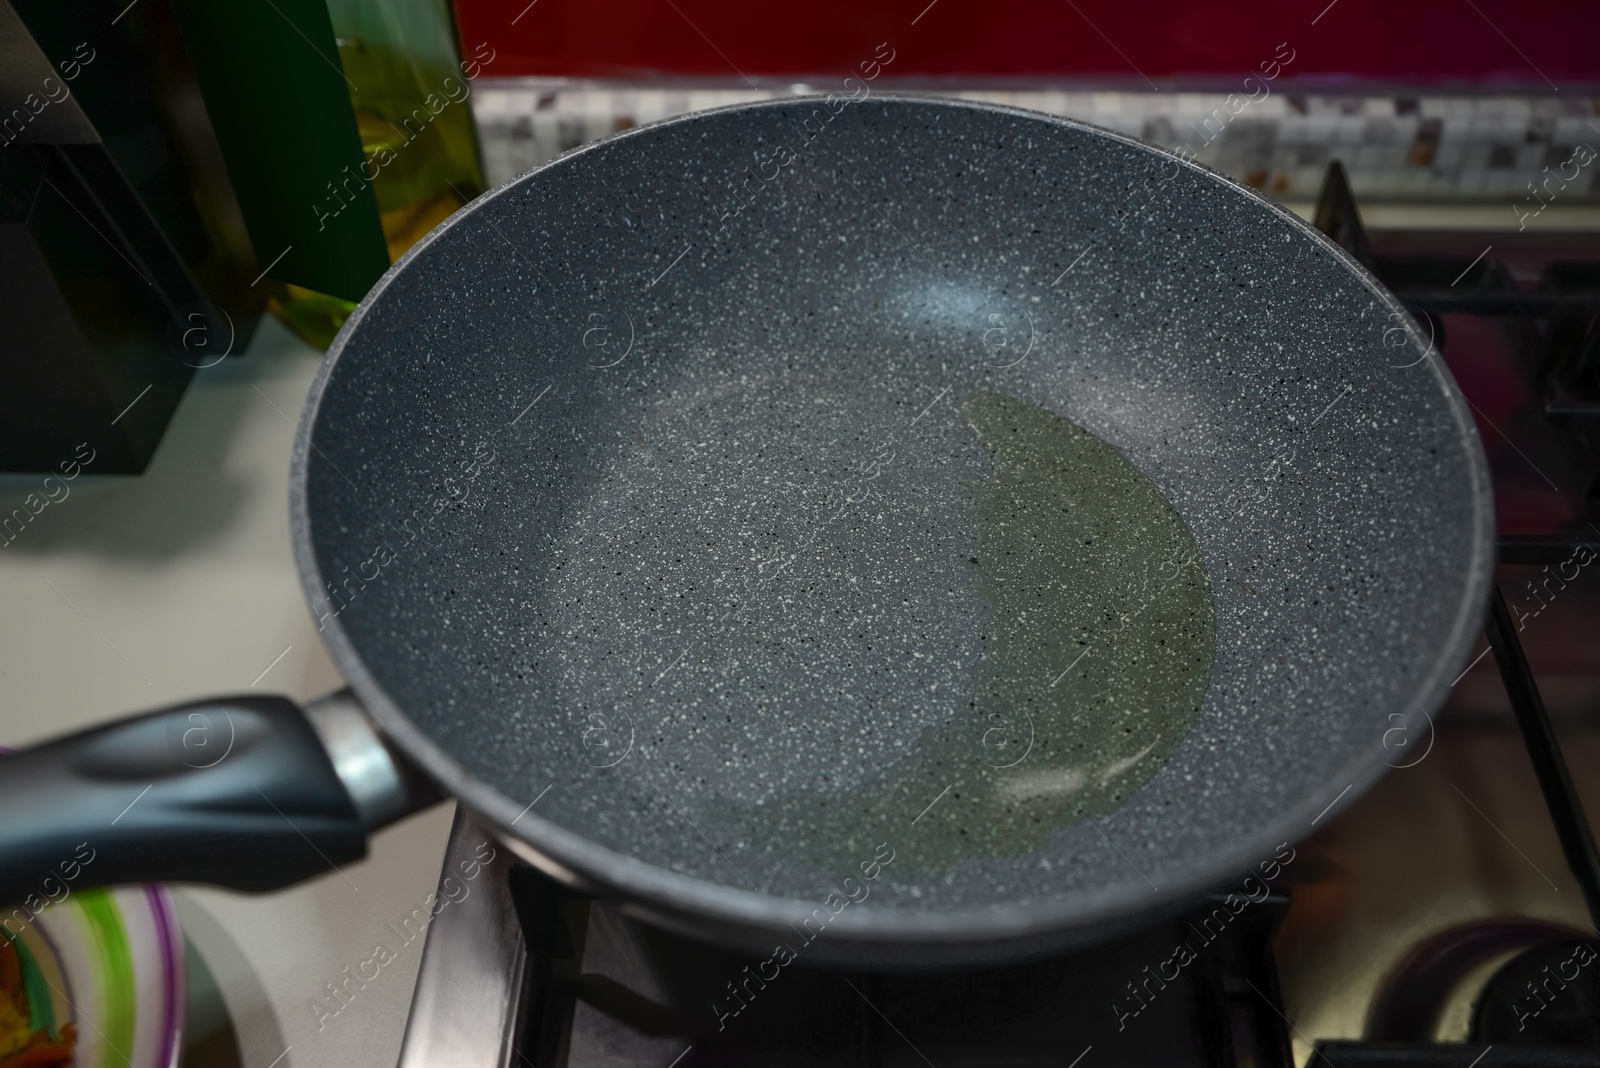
left=0, top=931, right=76, bottom=1068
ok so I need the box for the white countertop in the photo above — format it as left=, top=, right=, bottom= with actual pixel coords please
left=0, top=317, right=454, bottom=1068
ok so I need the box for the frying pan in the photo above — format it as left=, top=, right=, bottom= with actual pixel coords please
left=0, top=96, right=1492, bottom=967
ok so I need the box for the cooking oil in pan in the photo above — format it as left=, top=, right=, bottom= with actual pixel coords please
left=733, top=390, right=1216, bottom=875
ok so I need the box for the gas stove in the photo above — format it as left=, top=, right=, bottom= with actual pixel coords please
left=386, top=146, right=1600, bottom=1068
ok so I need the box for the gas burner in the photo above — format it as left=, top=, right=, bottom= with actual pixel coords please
left=397, top=161, right=1600, bottom=1068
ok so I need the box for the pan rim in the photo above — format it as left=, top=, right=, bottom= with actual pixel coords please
left=291, top=92, right=1495, bottom=943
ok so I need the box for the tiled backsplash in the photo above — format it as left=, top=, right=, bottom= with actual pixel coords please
left=472, top=83, right=1600, bottom=207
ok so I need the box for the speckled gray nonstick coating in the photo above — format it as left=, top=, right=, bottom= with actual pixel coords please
left=293, top=95, right=1493, bottom=954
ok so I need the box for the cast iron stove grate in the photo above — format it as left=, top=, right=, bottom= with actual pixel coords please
left=395, top=161, right=1600, bottom=1068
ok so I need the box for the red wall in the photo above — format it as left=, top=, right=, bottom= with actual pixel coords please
left=457, top=0, right=1599, bottom=87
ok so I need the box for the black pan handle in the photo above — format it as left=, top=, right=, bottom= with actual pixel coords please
left=0, top=691, right=440, bottom=907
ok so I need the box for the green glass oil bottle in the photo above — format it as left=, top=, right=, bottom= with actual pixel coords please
left=274, top=0, right=490, bottom=349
